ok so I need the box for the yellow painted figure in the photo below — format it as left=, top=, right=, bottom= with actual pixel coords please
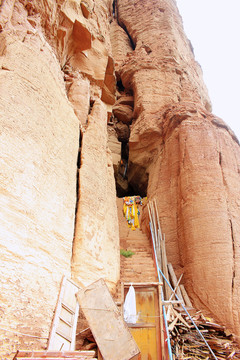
left=123, top=196, right=142, bottom=230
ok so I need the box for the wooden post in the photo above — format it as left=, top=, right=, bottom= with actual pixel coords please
left=160, top=235, right=172, bottom=300
left=121, top=281, right=124, bottom=317
left=150, top=201, right=158, bottom=248
left=180, top=285, right=193, bottom=308
left=158, top=284, right=166, bottom=360
left=154, top=199, right=163, bottom=242
left=168, top=274, right=183, bottom=302
left=167, top=263, right=184, bottom=303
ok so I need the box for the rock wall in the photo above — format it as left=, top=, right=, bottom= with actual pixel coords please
left=0, top=9, right=79, bottom=357
left=111, top=0, right=240, bottom=341
left=1, top=0, right=240, bottom=356
left=72, top=100, right=119, bottom=290
left=0, top=0, right=119, bottom=358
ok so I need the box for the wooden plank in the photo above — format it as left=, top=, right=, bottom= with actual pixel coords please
left=48, top=277, right=80, bottom=351
left=77, top=279, right=140, bottom=360
left=123, top=282, right=163, bottom=287
left=147, top=203, right=155, bottom=243
left=167, top=263, right=184, bottom=303
left=160, top=235, right=172, bottom=300
left=153, top=199, right=162, bottom=238
left=16, top=358, right=96, bottom=360
left=48, top=277, right=67, bottom=350
left=153, top=200, right=163, bottom=275
left=147, top=202, right=162, bottom=280
left=154, top=288, right=161, bottom=360
left=180, top=285, right=193, bottom=308
left=163, top=300, right=183, bottom=305
left=15, top=351, right=96, bottom=358
left=172, top=308, right=190, bottom=328
left=150, top=202, right=158, bottom=248
left=121, top=281, right=124, bottom=317
left=168, top=315, right=179, bottom=332
left=128, top=323, right=156, bottom=328
left=158, top=284, right=166, bottom=360
left=156, top=229, right=162, bottom=278
left=168, top=274, right=183, bottom=303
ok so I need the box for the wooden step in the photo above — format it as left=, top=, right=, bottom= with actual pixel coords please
left=120, top=240, right=151, bottom=244
left=120, top=248, right=151, bottom=251
left=123, top=235, right=148, bottom=240
left=121, top=257, right=154, bottom=262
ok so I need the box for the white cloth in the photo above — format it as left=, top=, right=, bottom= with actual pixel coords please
left=123, top=285, right=137, bottom=323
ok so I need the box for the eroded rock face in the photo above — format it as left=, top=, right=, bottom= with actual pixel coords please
left=72, top=100, right=119, bottom=291
left=0, top=0, right=119, bottom=357
left=145, top=103, right=240, bottom=333
left=0, top=6, right=81, bottom=353
left=112, top=0, right=240, bottom=341
left=1, top=0, right=240, bottom=356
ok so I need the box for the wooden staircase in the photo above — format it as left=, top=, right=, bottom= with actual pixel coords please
left=115, top=198, right=158, bottom=303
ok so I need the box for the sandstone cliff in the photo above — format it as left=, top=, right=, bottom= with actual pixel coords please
left=111, top=0, right=240, bottom=343
left=0, top=0, right=119, bottom=357
left=0, top=0, right=239, bottom=358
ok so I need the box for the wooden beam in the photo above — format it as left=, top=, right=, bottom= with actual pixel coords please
left=168, top=274, right=183, bottom=303
left=163, top=300, right=183, bottom=305
left=180, top=285, right=193, bottom=308
left=15, top=351, right=96, bottom=358
left=123, top=282, right=163, bottom=287
left=167, top=263, right=184, bottom=303
left=77, top=279, right=140, bottom=360
left=121, top=281, right=124, bottom=317
left=158, top=284, right=166, bottom=360
left=160, top=235, right=172, bottom=300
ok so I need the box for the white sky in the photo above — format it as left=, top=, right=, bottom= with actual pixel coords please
left=176, top=0, right=240, bottom=140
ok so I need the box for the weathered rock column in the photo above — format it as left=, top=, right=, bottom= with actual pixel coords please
left=0, top=0, right=119, bottom=357
left=112, top=0, right=240, bottom=339
left=72, top=100, right=120, bottom=291
left=0, top=20, right=79, bottom=357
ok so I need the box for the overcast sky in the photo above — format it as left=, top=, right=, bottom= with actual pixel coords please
left=176, top=0, right=240, bottom=140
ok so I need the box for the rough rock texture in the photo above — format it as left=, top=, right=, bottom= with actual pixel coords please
left=72, top=100, right=120, bottom=291
left=108, top=125, right=122, bottom=174
left=68, top=76, right=90, bottom=127
left=0, top=0, right=119, bottom=358
left=110, top=0, right=240, bottom=341
left=1, top=0, right=240, bottom=356
left=110, top=19, right=133, bottom=78
left=0, top=16, right=79, bottom=357
left=112, top=103, right=133, bottom=124
left=115, top=121, right=130, bottom=142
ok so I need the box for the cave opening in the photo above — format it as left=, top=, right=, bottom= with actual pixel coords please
left=115, top=139, right=148, bottom=199
left=110, top=76, right=148, bottom=199
left=112, top=0, right=116, bottom=18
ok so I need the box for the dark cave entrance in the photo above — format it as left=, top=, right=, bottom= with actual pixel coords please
left=109, top=73, right=148, bottom=199
left=114, top=139, right=148, bottom=198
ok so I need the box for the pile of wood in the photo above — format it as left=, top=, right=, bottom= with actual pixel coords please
left=168, top=310, right=240, bottom=359
left=147, top=199, right=240, bottom=360
left=165, top=261, right=240, bottom=359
